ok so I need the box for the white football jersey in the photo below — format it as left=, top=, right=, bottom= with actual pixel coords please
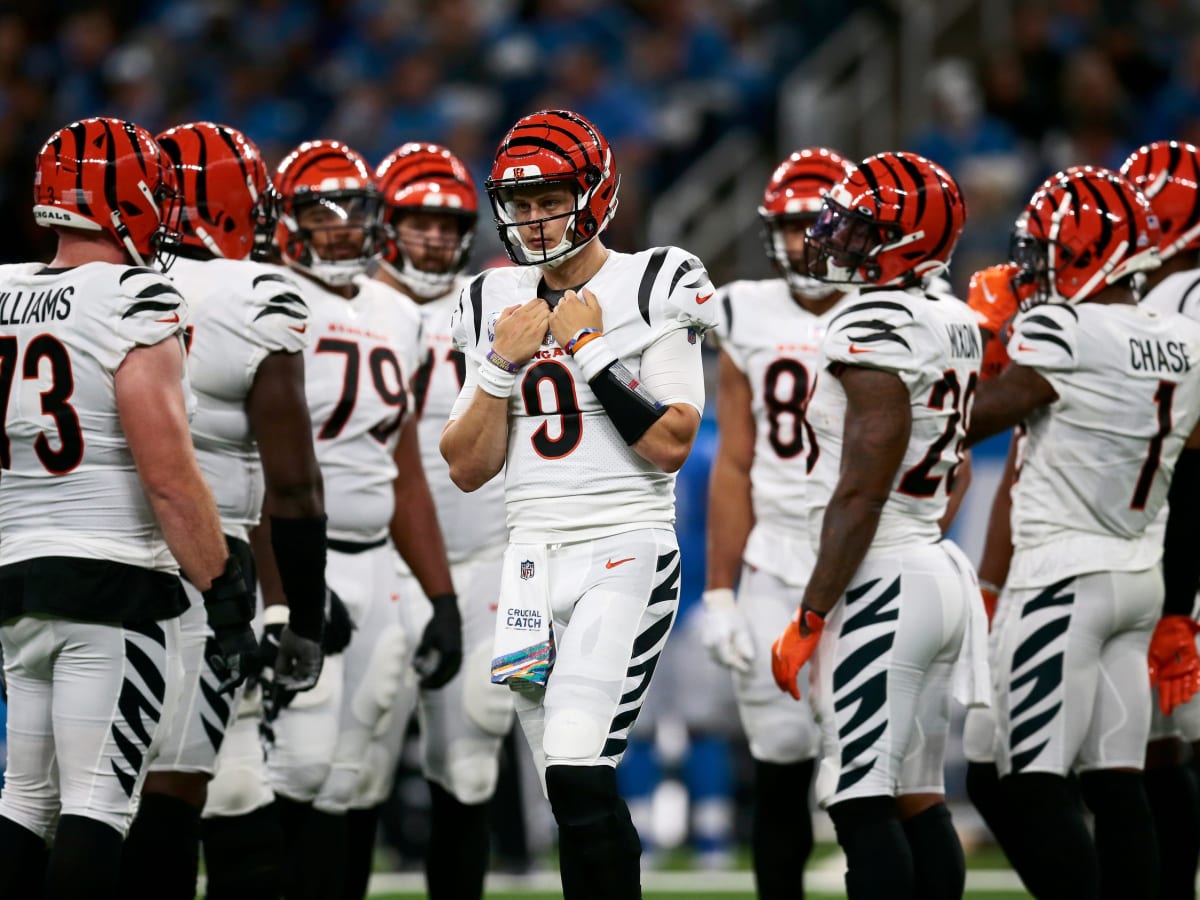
left=804, top=288, right=982, bottom=553
left=406, top=276, right=507, bottom=562
left=450, top=247, right=718, bottom=543
left=298, top=274, right=424, bottom=542
left=1141, top=268, right=1200, bottom=321
left=172, top=256, right=309, bottom=542
left=1004, top=301, right=1200, bottom=585
left=0, top=261, right=188, bottom=570
left=714, top=277, right=853, bottom=576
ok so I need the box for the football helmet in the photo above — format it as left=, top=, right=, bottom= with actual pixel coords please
left=805, top=151, right=967, bottom=288
left=1121, top=141, right=1200, bottom=263
left=1011, top=166, right=1159, bottom=306
left=485, top=109, right=619, bottom=267
left=274, top=140, right=378, bottom=287
left=156, top=121, right=275, bottom=262
left=376, top=142, right=477, bottom=298
left=759, top=147, right=855, bottom=298
left=33, top=116, right=181, bottom=269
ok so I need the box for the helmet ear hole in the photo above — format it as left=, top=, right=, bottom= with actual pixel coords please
left=583, top=166, right=601, bottom=188
left=577, top=213, right=597, bottom=238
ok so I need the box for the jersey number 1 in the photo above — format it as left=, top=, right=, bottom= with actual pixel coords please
left=1132, top=380, right=1175, bottom=510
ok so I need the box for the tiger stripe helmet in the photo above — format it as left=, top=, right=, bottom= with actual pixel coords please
left=805, top=151, right=967, bottom=288
left=1012, top=166, right=1159, bottom=306
left=33, top=116, right=181, bottom=269
left=376, top=142, right=477, bottom=297
left=486, top=109, right=619, bottom=267
left=1121, top=141, right=1200, bottom=263
left=156, top=121, right=274, bottom=262
left=759, top=147, right=855, bottom=297
left=274, top=140, right=378, bottom=287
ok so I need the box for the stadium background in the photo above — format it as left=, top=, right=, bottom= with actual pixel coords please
left=0, top=0, right=1195, bottom=893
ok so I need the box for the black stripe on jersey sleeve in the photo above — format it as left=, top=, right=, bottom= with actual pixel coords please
left=829, top=299, right=915, bottom=327
left=1179, top=275, right=1200, bottom=314
left=1021, top=330, right=1074, bottom=357
left=119, top=267, right=159, bottom=283
left=638, top=248, right=670, bottom=326
left=254, top=296, right=307, bottom=321
left=252, top=273, right=293, bottom=288
left=721, top=291, right=734, bottom=340
left=134, top=282, right=183, bottom=300
left=122, top=299, right=180, bottom=318
left=836, top=318, right=912, bottom=350
left=668, top=257, right=704, bottom=296
left=1022, top=313, right=1064, bottom=331
left=469, top=272, right=486, bottom=346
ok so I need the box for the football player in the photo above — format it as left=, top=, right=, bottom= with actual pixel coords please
left=966, top=166, right=1200, bottom=900
left=1122, top=139, right=1200, bottom=900
left=0, top=117, right=256, bottom=899
left=364, top=142, right=513, bottom=900
left=117, top=121, right=329, bottom=900
left=440, top=108, right=717, bottom=900
left=770, top=152, right=984, bottom=900
left=263, top=139, right=463, bottom=899
left=701, top=147, right=855, bottom=900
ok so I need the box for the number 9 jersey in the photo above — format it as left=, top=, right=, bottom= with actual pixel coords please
left=450, top=246, right=717, bottom=543
left=803, top=288, right=982, bottom=552
left=0, top=262, right=188, bottom=570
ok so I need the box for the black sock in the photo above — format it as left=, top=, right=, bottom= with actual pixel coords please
left=901, top=803, right=964, bottom=900
left=281, top=806, right=345, bottom=900
left=1145, top=763, right=1200, bottom=900
left=47, top=814, right=123, bottom=900
left=966, top=760, right=1021, bottom=862
left=1003, top=773, right=1098, bottom=900
left=426, top=782, right=489, bottom=900
left=343, top=805, right=381, bottom=900
left=751, top=759, right=814, bottom=900
left=201, top=803, right=284, bottom=900
left=828, top=797, right=912, bottom=900
left=546, top=766, right=642, bottom=900
left=120, top=792, right=201, bottom=900
left=1080, top=770, right=1160, bottom=900
left=0, top=815, right=47, bottom=900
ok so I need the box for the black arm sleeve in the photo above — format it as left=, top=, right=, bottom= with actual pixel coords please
left=587, top=359, right=667, bottom=445
left=270, top=515, right=328, bottom=641
left=1163, top=448, right=1200, bottom=617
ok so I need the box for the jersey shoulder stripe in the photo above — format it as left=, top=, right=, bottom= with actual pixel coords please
left=1179, top=275, right=1200, bottom=315
left=118, top=266, right=159, bottom=284
left=122, top=280, right=184, bottom=319
left=637, top=247, right=671, bottom=325
left=833, top=304, right=914, bottom=351
left=468, top=271, right=487, bottom=346
left=668, top=255, right=705, bottom=297
left=253, top=290, right=307, bottom=321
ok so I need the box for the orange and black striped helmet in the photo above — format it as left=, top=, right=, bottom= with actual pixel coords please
left=1121, top=140, right=1200, bottom=262
left=759, top=147, right=855, bottom=297
left=274, top=140, right=378, bottom=287
left=156, top=121, right=274, bottom=262
left=486, top=109, right=619, bottom=267
left=805, top=151, right=966, bottom=288
left=1013, top=166, right=1159, bottom=305
left=33, top=116, right=181, bottom=269
left=376, top=142, right=477, bottom=297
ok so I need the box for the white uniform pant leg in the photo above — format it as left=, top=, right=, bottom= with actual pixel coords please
left=203, top=684, right=276, bottom=818
left=812, top=544, right=968, bottom=808
left=732, top=564, right=819, bottom=764
left=0, top=615, right=182, bottom=838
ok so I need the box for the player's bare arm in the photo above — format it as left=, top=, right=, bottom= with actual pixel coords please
left=390, top=417, right=455, bottom=599
left=248, top=350, right=325, bottom=519
left=442, top=298, right=550, bottom=491
left=801, top=365, right=911, bottom=615
left=117, top=337, right=228, bottom=590
left=978, top=432, right=1020, bottom=607
left=706, top=349, right=756, bottom=591
left=939, top=450, right=972, bottom=534
left=967, top=362, right=1058, bottom=446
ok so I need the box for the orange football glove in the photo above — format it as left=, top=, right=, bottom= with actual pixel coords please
left=980, top=586, right=999, bottom=629
left=1148, top=615, right=1200, bottom=715
left=771, top=604, right=826, bottom=700
left=967, top=264, right=1024, bottom=337
left=981, top=331, right=1012, bottom=382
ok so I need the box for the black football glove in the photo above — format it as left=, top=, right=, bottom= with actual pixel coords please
left=203, top=556, right=258, bottom=694
left=414, top=593, right=462, bottom=689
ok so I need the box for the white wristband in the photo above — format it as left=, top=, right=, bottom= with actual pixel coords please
left=476, top=359, right=517, bottom=398
left=573, top=334, right=620, bottom=381
left=702, top=588, right=736, bottom=609
left=263, top=603, right=290, bottom=626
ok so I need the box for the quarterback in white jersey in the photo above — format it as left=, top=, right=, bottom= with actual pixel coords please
left=441, top=109, right=714, bottom=900
left=262, top=139, right=463, bottom=900
left=702, top=147, right=856, bottom=900
left=132, top=122, right=328, bottom=900
left=0, top=118, right=257, bottom=900
left=365, top=142, right=512, bottom=900
left=770, top=152, right=981, bottom=900
left=967, top=166, right=1200, bottom=900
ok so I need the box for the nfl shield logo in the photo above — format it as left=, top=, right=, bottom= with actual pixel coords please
left=520, top=559, right=535, bottom=580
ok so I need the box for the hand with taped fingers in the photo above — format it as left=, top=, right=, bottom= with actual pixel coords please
left=771, top=603, right=827, bottom=700
left=1149, top=615, right=1200, bottom=715
left=492, top=298, right=551, bottom=367
left=548, top=288, right=604, bottom=348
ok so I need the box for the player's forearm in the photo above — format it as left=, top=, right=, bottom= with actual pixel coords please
left=978, top=435, right=1019, bottom=588
left=390, top=471, right=455, bottom=599
left=147, top=467, right=229, bottom=590
left=632, top=404, right=700, bottom=473
left=706, top=457, right=753, bottom=589
left=250, top=518, right=287, bottom=607
left=802, top=492, right=886, bottom=614
left=440, top=394, right=509, bottom=492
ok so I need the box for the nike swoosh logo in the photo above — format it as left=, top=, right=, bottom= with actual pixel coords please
left=156, top=312, right=180, bottom=324
left=1017, top=342, right=1035, bottom=353
left=289, top=323, right=308, bottom=334
left=695, top=292, right=714, bottom=304
left=605, top=557, right=636, bottom=569
left=848, top=344, right=873, bottom=354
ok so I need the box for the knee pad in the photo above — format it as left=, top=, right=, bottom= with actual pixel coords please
left=544, top=708, right=608, bottom=764
left=443, top=747, right=501, bottom=806
left=269, top=759, right=332, bottom=804
left=313, top=762, right=359, bottom=814
left=348, top=741, right=398, bottom=810
left=203, top=762, right=274, bottom=818
left=349, top=625, right=408, bottom=729
left=463, top=643, right=515, bottom=737
left=963, top=706, right=998, bottom=763
left=742, top=699, right=819, bottom=764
